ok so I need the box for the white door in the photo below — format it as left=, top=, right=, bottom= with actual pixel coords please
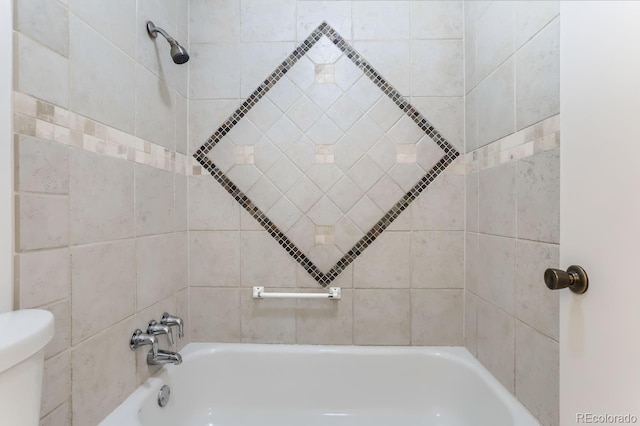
left=561, top=2, right=640, bottom=423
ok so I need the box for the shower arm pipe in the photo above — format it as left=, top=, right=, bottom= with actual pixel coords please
left=252, top=287, right=341, bottom=300
left=147, top=22, right=177, bottom=45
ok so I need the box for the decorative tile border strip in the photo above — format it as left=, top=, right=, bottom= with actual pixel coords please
left=194, top=22, right=459, bottom=287
left=464, top=114, right=560, bottom=174
left=12, top=92, right=193, bottom=175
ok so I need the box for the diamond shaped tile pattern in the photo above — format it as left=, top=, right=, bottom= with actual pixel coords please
left=194, top=22, right=459, bottom=286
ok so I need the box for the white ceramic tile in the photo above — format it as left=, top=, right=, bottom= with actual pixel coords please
left=477, top=234, right=517, bottom=315
left=240, top=42, right=296, bottom=97
left=334, top=133, right=366, bottom=172
left=348, top=196, right=383, bottom=232
left=369, top=136, right=396, bottom=172
left=315, top=64, right=335, bottom=84
left=189, top=231, right=240, bottom=286
left=69, top=16, right=135, bottom=132
left=465, top=232, right=479, bottom=294
left=352, top=1, right=410, bottom=40
left=347, top=76, right=382, bottom=111
left=388, top=115, right=424, bottom=145
left=17, top=249, right=69, bottom=309
left=354, top=40, right=411, bottom=96
left=175, top=94, right=188, bottom=154
left=411, top=1, right=463, bottom=39
left=477, top=299, right=515, bottom=392
left=297, top=1, right=352, bottom=41
left=306, top=115, right=343, bottom=145
left=464, top=89, right=478, bottom=152
left=368, top=175, right=404, bottom=212
left=296, top=289, right=353, bottom=345
left=307, top=244, right=343, bottom=272
left=347, top=115, right=384, bottom=152
left=189, top=43, right=240, bottom=99
left=235, top=146, right=255, bottom=165
left=190, top=0, right=240, bottom=43
left=42, top=300, right=71, bottom=359
left=265, top=156, right=302, bottom=193
left=240, top=0, right=296, bottom=42
left=241, top=232, right=297, bottom=287
left=411, top=231, right=464, bottom=288
left=464, top=290, right=478, bottom=356
left=226, top=165, right=262, bottom=193
left=477, top=59, right=516, bottom=147
left=247, top=176, right=283, bottom=212
left=368, top=96, right=403, bottom=132
left=40, top=401, right=70, bottom=426
left=388, top=162, right=425, bottom=192
left=135, top=164, right=175, bottom=236
left=70, top=241, right=135, bottom=343
left=354, top=232, right=410, bottom=289
left=306, top=196, right=343, bottom=226
left=348, top=155, right=384, bottom=192
left=353, top=289, right=410, bottom=345
left=245, top=98, right=281, bottom=134
left=16, top=33, right=69, bottom=108
left=411, top=40, right=464, bottom=96
left=326, top=176, right=364, bottom=213
left=253, top=136, right=281, bottom=172
left=286, top=56, right=316, bottom=92
left=307, top=36, right=343, bottom=64
left=411, top=174, right=465, bottom=231
left=306, top=83, right=343, bottom=111
left=326, top=95, right=364, bottom=131
left=240, top=288, right=296, bottom=343
left=191, top=288, right=241, bottom=342
left=334, top=217, right=364, bottom=253
left=286, top=176, right=323, bottom=213
left=411, top=289, right=463, bottom=346
left=286, top=136, right=315, bottom=172
left=226, top=117, right=262, bottom=146
left=476, top=1, right=515, bottom=82
left=267, top=197, right=303, bottom=232
left=189, top=99, right=239, bottom=154
left=71, top=0, right=137, bottom=57
left=266, top=116, right=302, bottom=151
left=68, top=150, right=134, bottom=244
left=515, top=1, right=559, bottom=48
left=41, top=350, right=70, bottom=416
left=16, top=0, right=69, bottom=56
left=479, top=161, right=517, bottom=237
left=516, top=18, right=560, bottom=130
left=287, top=96, right=322, bottom=131
left=411, top=97, right=464, bottom=152
left=334, top=55, right=362, bottom=92
left=189, top=175, right=240, bottom=230
left=306, top=164, right=343, bottom=192
left=287, top=216, right=316, bottom=253
left=416, top=136, right=442, bottom=172
left=15, top=135, right=69, bottom=194
left=207, top=137, right=235, bottom=173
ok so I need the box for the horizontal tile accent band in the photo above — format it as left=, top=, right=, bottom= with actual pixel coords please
left=12, top=91, right=196, bottom=176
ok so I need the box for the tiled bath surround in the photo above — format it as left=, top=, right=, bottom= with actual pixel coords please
left=188, top=0, right=466, bottom=348
left=12, top=1, right=190, bottom=425
left=464, top=2, right=560, bottom=426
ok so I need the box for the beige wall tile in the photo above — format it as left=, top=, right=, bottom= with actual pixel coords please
left=465, top=232, right=479, bottom=294
left=174, top=173, right=187, bottom=232
left=411, top=39, right=464, bottom=97
left=190, top=0, right=240, bottom=43
left=71, top=240, right=135, bottom=343
left=297, top=289, right=353, bottom=345
left=189, top=44, right=240, bottom=99
left=411, top=97, right=464, bottom=151
left=297, top=1, right=352, bottom=41
left=191, top=287, right=241, bottom=343
left=476, top=1, right=515, bottom=82
left=41, top=350, right=70, bottom=417
left=240, top=288, right=296, bottom=343
left=515, top=1, right=560, bottom=48
left=136, top=233, right=187, bottom=310
left=43, top=299, right=71, bottom=359
left=135, top=164, right=175, bottom=236
left=352, top=1, right=410, bottom=41
left=17, top=249, right=69, bottom=308
left=477, top=299, right=515, bottom=392
left=516, top=321, right=559, bottom=426
left=189, top=175, right=240, bottom=230
left=477, top=234, right=516, bottom=315
left=477, top=59, right=515, bottom=146
left=135, top=66, right=176, bottom=150
left=479, top=161, right=517, bottom=237
left=464, top=290, right=478, bottom=356
left=71, top=318, right=136, bottom=426
left=175, top=288, right=190, bottom=351
left=15, top=135, right=69, bottom=194
left=353, top=289, right=410, bottom=345
left=411, top=231, right=464, bottom=289
left=411, top=174, right=464, bottom=230
left=465, top=88, right=477, bottom=152
left=354, top=232, right=410, bottom=289
left=16, top=194, right=69, bottom=251
left=240, top=0, right=296, bottom=42
left=15, top=0, right=69, bottom=56
left=411, top=289, right=463, bottom=345
left=40, top=401, right=70, bottom=426
left=411, top=1, right=463, bottom=39
left=69, top=149, right=134, bottom=244
left=240, top=232, right=297, bottom=288
left=189, top=231, right=240, bottom=286
left=465, top=172, right=479, bottom=232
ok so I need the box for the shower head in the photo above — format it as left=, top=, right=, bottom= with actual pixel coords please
left=146, top=21, right=189, bottom=64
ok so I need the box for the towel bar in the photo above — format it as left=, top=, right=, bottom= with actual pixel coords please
left=252, top=287, right=341, bottom=300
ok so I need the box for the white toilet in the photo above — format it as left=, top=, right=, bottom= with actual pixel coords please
left=0, top=309, right=54, bottom=426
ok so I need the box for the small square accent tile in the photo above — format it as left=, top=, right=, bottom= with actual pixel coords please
left=315, top=64, right=335, bottom=84
left=315, top=226, right=335, bottom=245
left=315, top=144, right=335, bottom=164
left=396, top=144, right=417, bottom=163
left=235, top=146, right=254, bottom=164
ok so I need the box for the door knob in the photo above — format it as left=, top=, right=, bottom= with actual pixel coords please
left=544, top=265, right=589, bottom=294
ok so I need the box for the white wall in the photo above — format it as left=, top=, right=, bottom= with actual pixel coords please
left=0, top=0, right=13, bottom=313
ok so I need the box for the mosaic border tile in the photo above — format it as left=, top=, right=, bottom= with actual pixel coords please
left=194, top=22, right=460, bottom=287
left=12, top=92, right=193, bottom=175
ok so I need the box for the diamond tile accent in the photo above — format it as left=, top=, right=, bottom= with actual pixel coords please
left=194, top=22, right=459, bottom=286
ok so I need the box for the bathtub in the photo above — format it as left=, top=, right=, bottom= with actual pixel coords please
left=101, top=343, right=539, bottom=426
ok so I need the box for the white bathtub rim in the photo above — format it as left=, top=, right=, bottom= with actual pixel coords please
left=100, top=343, right=540, bottom=426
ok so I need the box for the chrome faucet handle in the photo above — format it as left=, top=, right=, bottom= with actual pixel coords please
left=147, top=320, right=175, bottom=347
left=161, top=312, right=184, bottom=339
left=130, top=329, right=158, bottom=359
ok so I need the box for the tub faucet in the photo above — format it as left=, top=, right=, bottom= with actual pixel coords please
left=148, top=349, right=183, bottom=366
left=161, top=312, right=184, bottom=339
left=130, top=330, right=158, bottom=359
left=147, top=320, right=174, bottom=347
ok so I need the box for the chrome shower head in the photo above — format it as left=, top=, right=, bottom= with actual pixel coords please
left=146, top=21, right=189, bottom=65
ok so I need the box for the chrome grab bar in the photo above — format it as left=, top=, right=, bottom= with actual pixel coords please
left=252, top=286, right=341, bottom=300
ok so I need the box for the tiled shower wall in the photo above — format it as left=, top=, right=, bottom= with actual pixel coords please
left=12, top=1, right=190, bottom=425
left=188, top=0, right=466, bottom=345
left=464, top=2, right=560, bottom=425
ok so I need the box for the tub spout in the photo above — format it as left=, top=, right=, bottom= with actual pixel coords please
left=147, top=349, right=183, bottom=366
